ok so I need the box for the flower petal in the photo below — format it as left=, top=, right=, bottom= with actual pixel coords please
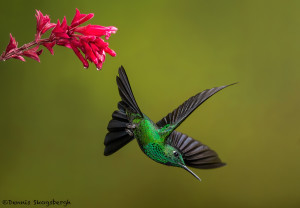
left=56, top=39, right=72, bottom=49
left=70, top=43, right=89, bottom=68
left=94, top=49, right=106, bottom=70
left=94, top=38, right=108, bottom=48
left=35, top=10, right=50, bottom=33
left=22, top=46, right=42, bottom=62
left=75, top=25, right=117, bottom=39
left=104, top=47, right=116, bottom=57
left=70, top=8, right=94, bottom=28
left=52, top=20, right=70, bottom=39
left=104, top=26, right=118, bottom=40
left=61, top=16, right=68, bottom=31
left=90, top=43, right=99, bottom=52
left=13, top=55, right=25, bottom=62
left=35, top=10, right=56, bottom=38
left=5, top=34, right=18, bottom=54
left=41, top=23, right=56, bottom=35
left=81, top=40, right=97, bottom=63
left=42, top=42, right=56, bottom=55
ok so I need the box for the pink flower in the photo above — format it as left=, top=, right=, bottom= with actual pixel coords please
left=75, top=25, right=118, bottom=40
left=47, top=9, right=117, bottom=70
left=2, top=34, right=25, bottom=61
left=70, top=8, right=94, bottom=28
left=5, top=34, right=18, bottom=54
left=0, top=9, right=117, bottom=70
left=22, top=46, right=43, bottom=62
left=35, top=10, right=56, bottom=40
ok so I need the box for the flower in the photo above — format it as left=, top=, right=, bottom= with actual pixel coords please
left=0, top=9, right=117, bottom=70
left=22, top=46, right=43, bottom=62
left=35, top=10, right=56, bottom=40
left=1, top=34, right=24, bottom=61
left=47, top=9, right=117, bottom=70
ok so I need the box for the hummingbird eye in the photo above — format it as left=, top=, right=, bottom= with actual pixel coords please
left=173, top=151, right=179, bottom=157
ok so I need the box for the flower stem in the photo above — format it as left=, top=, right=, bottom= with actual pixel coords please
left=0, top=38, right=51, bottom=61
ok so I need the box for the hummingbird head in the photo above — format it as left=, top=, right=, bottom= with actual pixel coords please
left=164, top=144, right=201, bottom=181
left=145, top=143, right=201, bottom=181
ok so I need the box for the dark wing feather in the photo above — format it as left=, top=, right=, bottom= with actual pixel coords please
left=117, top=66, right=143, bottom=116
left=166, top=131, right=226, bottom=169
left=156, top=83, right=236, bottom=129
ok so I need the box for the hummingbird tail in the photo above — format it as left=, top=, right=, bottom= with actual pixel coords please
left=104, top=102, right=134, bottom=156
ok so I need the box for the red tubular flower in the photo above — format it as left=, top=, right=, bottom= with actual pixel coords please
left=0, top=9, right=117, bottom=70
left=5, top=34, right=18, bottom=54
left=70, top=8, right=94, bottom=28
left=52, top=17, right=70, bottom=39
left=42, top=41, right=55, bottom=55
left=35, top=10, right=56, bottom=40
left=55, top=9, right=118, bottom=70
left=74, top=25, right=118, bottom=39
left=13, top=56, right=26, bottom=62
left=2, top=34, right=26, bottom=62
left=70, top=43, right=89, bottom=68
left=22, top=46, right=43, bottom=62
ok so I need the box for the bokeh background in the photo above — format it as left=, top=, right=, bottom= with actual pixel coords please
left=0, top=0, right=299, bottom=208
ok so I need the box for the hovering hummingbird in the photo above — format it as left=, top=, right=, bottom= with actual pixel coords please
left=104, top=66, right=236, bottom=181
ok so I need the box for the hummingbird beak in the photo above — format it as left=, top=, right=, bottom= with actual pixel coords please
left=181, top=165, right=201, bottom=181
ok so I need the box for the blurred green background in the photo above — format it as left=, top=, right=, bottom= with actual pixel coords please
left=0, top=0, right=299, bottom=207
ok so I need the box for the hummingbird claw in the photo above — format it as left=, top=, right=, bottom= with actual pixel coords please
left=125, top=129, right=134, bottom=136
left=126, top=124, right=136, bottom=129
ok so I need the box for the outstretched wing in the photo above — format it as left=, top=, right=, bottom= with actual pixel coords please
left=116, top=66, right=143, bottom=117
left=166, top=131, right=225, bottom=169
left=156, top=84, right=236, bottom=130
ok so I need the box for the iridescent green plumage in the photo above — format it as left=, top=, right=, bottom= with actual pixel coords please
left=131, top=114, right=182, bottom=167
left=104, top=66, right=236, bottom=181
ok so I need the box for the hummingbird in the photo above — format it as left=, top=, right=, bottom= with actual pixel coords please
left=104, top=66, right=236, bottom=181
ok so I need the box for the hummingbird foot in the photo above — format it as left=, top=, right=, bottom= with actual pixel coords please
left=126, top=124, right=136, bottom=129
left=125, top=129, right=134, bottom=136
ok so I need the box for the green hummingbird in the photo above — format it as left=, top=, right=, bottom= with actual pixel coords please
left=104, top=66, right=236, bottom=181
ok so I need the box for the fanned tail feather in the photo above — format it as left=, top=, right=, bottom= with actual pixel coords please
left=104, top=66, right=142, bottom=156
left=104, top=102, right=134, bottom=156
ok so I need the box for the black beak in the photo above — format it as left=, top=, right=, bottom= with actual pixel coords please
left=181, top=165, right=201, bottom=181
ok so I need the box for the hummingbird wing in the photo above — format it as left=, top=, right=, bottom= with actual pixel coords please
left=166, top=131, right=226, bottom=169
left=116, top=66, right=143, bottom=117
left=156, top=83, right=236, bottom=132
